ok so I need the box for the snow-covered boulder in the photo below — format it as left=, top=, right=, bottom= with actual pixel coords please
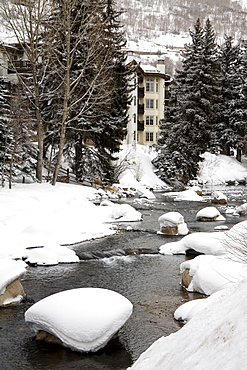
left=158, top=212, right=189, bottom=236
left=24, top=245, right=79, bottom=266
left=25, top=288, right=133, bottom=353
left=159, top=231, right=226, bottom=256
left=211, top=191, right=227, bottom=205
left=100, top=200, right=142, bottom=222
left=188, top=185, right=203, bottom=196
left=180, top=255, right=247, bottom=295
left=0, top=259, right=26, bottom=307
left=175, top=190, right=203, bottom=201
left=196, top=206, right=225, bottom=221
left=235, top=202, right=247, bottom=215
left=174, top=290, right=225, bottom=323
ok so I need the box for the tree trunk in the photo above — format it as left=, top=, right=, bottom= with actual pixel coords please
left=236, top=147, right=242, bottom=162
left=225, top=143, right=231, bottom=156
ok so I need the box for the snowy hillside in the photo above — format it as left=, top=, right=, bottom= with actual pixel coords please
left=117, top=0, right=247, bottom=70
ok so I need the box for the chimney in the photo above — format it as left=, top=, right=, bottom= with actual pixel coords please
left=157, top=59, right=165, bottom=74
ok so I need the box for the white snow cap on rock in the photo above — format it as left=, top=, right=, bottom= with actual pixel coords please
left=0, top=259, right=26, bottom=295
left=196, top=206, right=225, bottom=221
left=159, top=231, right=226, bottom=255
left=180, top=255, right=247, bottom=295
left=158, top=212, right=189, bottom=235
left=25, top=288, right=133, bottom=353
left=100, top=200, right=142, bottom=222
left=211, top=190, right=227, bottom=202
left=175, top=190, right=203, bottom=201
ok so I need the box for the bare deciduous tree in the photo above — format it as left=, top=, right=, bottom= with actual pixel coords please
left=0, top=0, right=51, bottom=181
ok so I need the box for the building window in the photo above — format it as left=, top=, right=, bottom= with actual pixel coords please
left=146, top=99, right=154, bottom=109
left=133, top=96, right=136, bottom=106
left=156, top=83, right=159, bottom=93
left=133, top=113, right=136, bottom=123
left=146, top=116, right=154, bottom=125
left=156, top=116, right=158, bottom=125
left=146, top=77, right=154, bottom=92
left=156, top=99, right=158, bottom=109
left=146, top=132, right=154, bottom=142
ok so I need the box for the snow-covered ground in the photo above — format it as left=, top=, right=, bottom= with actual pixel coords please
left=1, top=146, right=247, bottom=365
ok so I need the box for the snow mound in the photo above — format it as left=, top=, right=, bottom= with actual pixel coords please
left=196, top=206, right=225, bottom=221
left=198, top=152, right=247, bottom=185
left=0, top=259, right=26, bottom=295
left=175, top=190, right=203, bottom=201
left=24, top=245, right=79, bottom=266
left=180, top=255, right=247, bottom=295
left=25, top=288, right=133, bottom=353
left=159, top=232, right=226, bottom=256
left=116, top=145, right=169, bottom=198
left=128, top=277, right=247, bottom=370
left=174, top=290, right=228, bottom=323
left=100, top=200, right=142, bottom=222
left=158, top=212, right=189, bottom=236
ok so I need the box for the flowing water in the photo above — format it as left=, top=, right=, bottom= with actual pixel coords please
left=1, top=185, right=246, bottom=370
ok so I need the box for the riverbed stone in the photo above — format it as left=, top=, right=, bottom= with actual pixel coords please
left=36, top=330, right=64, bottom=346
left=211, top=191, right=227, bottom=205
left=160, top=225, right=179, bottom=235
left=158, top=212, right=189, bottom=236
left=181, top=269, right=193, bottom=288
left=0, top=279, right=25, bottom=307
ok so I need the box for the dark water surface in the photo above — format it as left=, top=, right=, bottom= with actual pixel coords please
left=1, top=186, right=246, bottom=370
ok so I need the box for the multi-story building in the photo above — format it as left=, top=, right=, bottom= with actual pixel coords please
left=0, top=43, right=31, bottom=83
left=126, top=59, right=171, bottom=146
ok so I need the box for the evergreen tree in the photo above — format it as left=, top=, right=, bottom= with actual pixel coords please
left=153, top=19, right=221, bottom=186
left=211, top=36, right=241, bottom=156
left=230, top=39, right=247, bottom=161
left=66, top=0, right=133, bottom=184
left=41, top=0, right=132, bottom=185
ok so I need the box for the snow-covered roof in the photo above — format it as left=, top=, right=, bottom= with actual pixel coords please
left=140, top=64, right=158, bottom=73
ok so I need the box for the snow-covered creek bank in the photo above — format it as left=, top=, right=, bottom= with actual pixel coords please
left=1, top=185, right=247, bottom=370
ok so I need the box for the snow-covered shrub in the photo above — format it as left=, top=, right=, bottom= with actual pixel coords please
left=224, top=221, right=247, bottom=263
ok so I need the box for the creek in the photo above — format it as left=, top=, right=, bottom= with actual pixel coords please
left=1, top=185, right=246, bottom=370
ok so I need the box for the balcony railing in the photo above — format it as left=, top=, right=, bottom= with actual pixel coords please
left=138, top=86, right=145, bottom=98
left=138, top=104, right=144, bottom=115
left=8, top=60, right=32, bottom=74
left=137, top=120, right=144, bottom=131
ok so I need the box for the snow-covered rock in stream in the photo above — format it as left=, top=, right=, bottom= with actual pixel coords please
left=196, top=206, right=225, bottom=221
left=25, top=288, right=133, bottom=353
left=159, top=231, right=226, bottom=256
left=211, top=191, right=227, bottom=205
left=158, top=212, right=189, bottom=236
left=180, top=255, right=247, bottom=295
left=24, top=245, right=79, bottom=266
left=0, top=259, right=26, bottom=307
left=100, top=200, right=142, bottom=221
left=174, top=190, right=203, bottom=201
left=235, top=202, right=247, bottom=215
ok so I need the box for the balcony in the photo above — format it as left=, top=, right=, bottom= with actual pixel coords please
left=8, top=60, right=32, bottom=74
left=138, top=76, right=143, bottom=84
left=137, top=120, right=144, bottom=131
left=138, top=104, right=144, bottom=115
left=138, top=86, right=145, bottom=98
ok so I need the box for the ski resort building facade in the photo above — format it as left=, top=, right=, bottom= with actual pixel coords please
left=126, top=59, right=171, bottom=146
